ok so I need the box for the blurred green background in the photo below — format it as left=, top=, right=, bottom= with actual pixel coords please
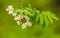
left=0, top=0, right=60, bottom=38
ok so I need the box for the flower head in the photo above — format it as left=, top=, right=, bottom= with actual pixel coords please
left=26, top=21, right=32, bottom=27
left=6, top=5, right=32, bottom=29
left=23, top=15, right=30, bottom=21
left=6, top=5, right=14, bottom=11
left=12, top=13, right=17, bottom=17
left=6, top=5, right=14, bottom=14
left=16, top=21, right=20, bottom=25
left=14, top=15, right=23, bottom=21
left=21, top=23, right=27, bottom=29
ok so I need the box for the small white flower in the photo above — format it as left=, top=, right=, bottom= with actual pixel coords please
left=20, top=15, right=24, bottom=19
left=14, top=16, right=20, bottom=21
left=9, top=8, right=14, bottom=11
left=8, top=5, right=14, bottom=10
left=14, top=15, right=23, bottom=21
left=6, top=5, right=14, bottom=11
left=8, top=10, right=14, bottom=14
left=16, top=21, right=20, bottom=25
left=12, top=13, right=17, bottom=17
left=21, top=21, right=32, bottom=29
left=23, top=15, right=30, bottom=21
left=21, top=23, right=27, bottom=29
left=26, top=21, right=32, bottom=27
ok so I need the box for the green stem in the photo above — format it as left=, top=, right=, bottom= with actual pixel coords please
left=18, top=0, right=23, bottom=9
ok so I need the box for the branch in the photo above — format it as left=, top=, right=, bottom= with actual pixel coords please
left=18, top=0, right=23, bottom=9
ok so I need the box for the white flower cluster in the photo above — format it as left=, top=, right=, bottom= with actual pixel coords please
left=6, top=5, right=14, bottom=14
left=6, top=5, right=32, bottom=29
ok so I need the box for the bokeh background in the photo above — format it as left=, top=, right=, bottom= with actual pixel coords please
left=0, top=0, right=60, bottom=38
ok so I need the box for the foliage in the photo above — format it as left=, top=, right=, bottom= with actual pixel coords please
left=7, top=4, right=59, bottom=28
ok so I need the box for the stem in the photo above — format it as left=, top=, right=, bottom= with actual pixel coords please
left=18, top=0, right=23, bottom=9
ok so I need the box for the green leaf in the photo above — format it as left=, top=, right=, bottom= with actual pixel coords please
left=20, top=11, right=23, bottom=15
left=25, top=7, right=33, bottom=12
left=48, top=16, right=53, bottom=23
left=36, top=10, right=40, bottom=14
left=40, top=15, right=44, bottom=26
left=15, top=9, right=22, bottom=13
left=35, top=10, right=40, bottom=22
left=36, top=15, right=39, bottom=22
left=23, top=10, right=29, bottom=15
left=15, top=9, right=23, bottom=15
left=44, top=16, right=49, bottom=26
left=32, top=11, right=35, bottom=16
left=28, top=12, right=33, bottom=17
left=49, top=14, right=59, bottom=21
left=28, top=11, right=34, bottom=17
